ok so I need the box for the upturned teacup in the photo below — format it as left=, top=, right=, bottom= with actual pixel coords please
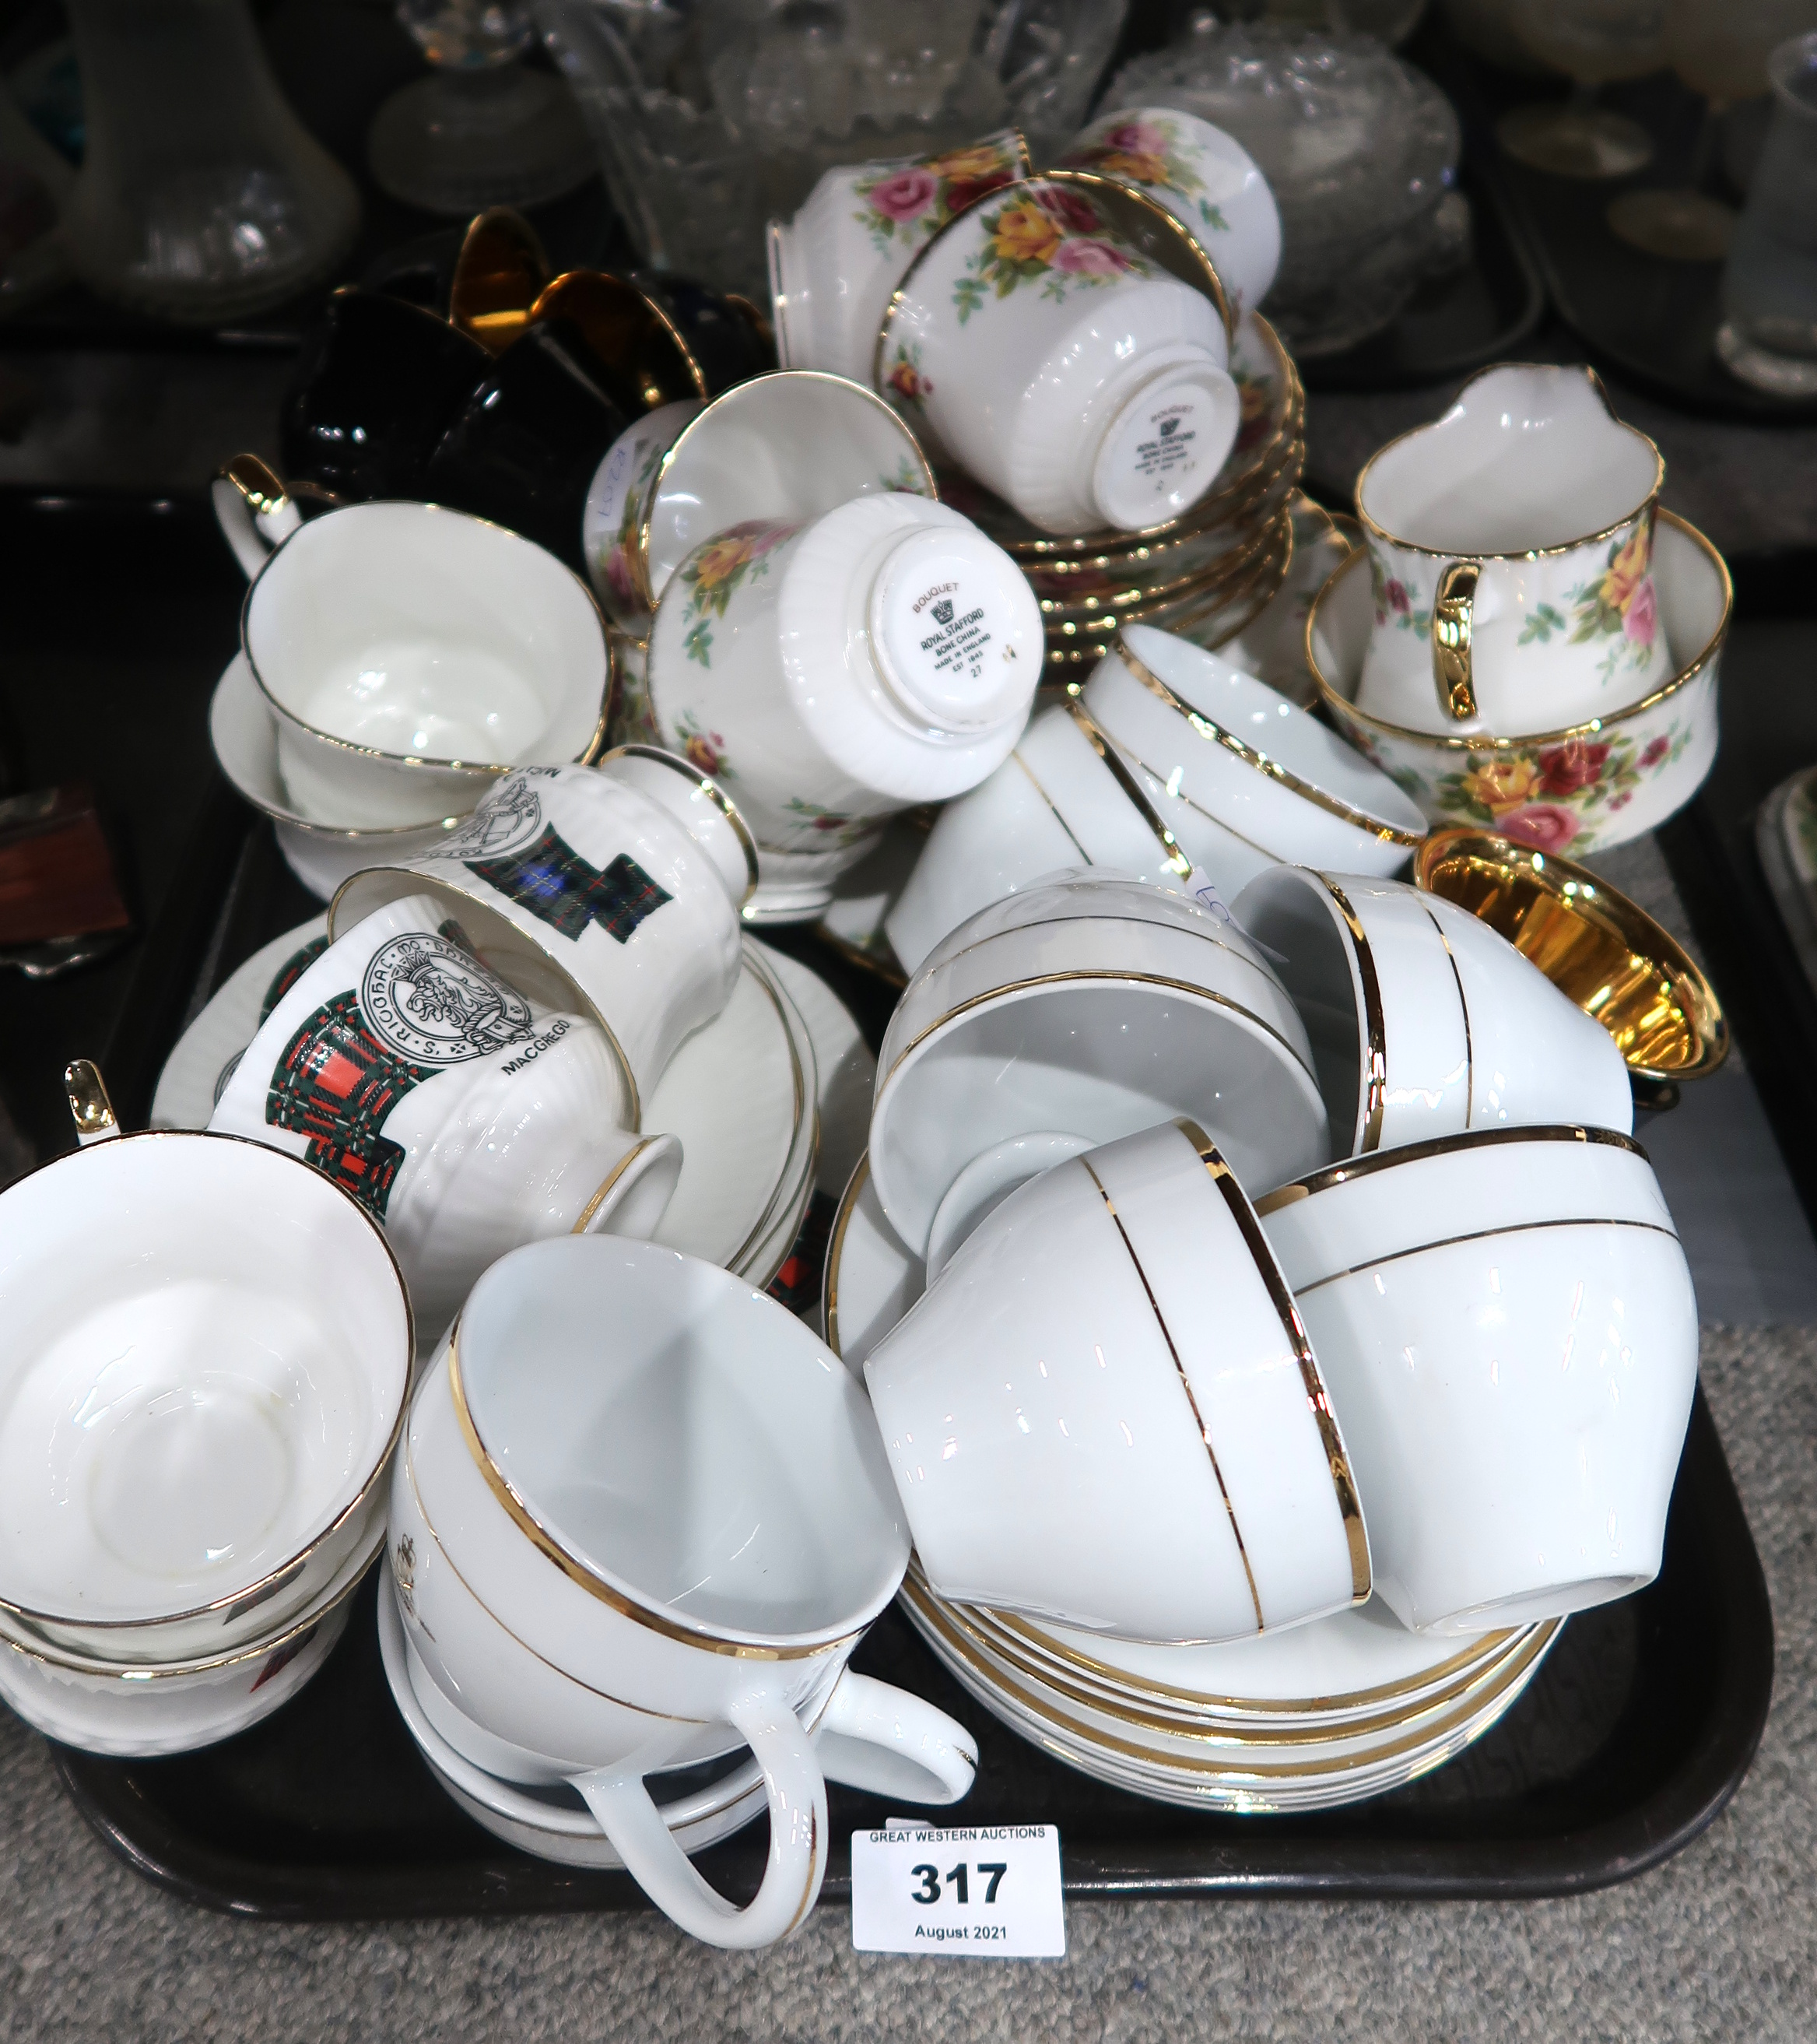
left=1259, top=1126, right=1698, bottom=1632
left=1059, top=105, right=1282, bottom=319
left=876, top=173, right=1240, bottom=536
left=211, top=891, right=680, bottom=1339
left=394, top=1237, right=970, bottom=1948
left=769, top=129, right=1030, bottom=385
left=642, top=493, right=1043, bottom=883
left=1354, top=365, right=1667, bottom=737
left=865, top=1118, right=1370, bottom=1642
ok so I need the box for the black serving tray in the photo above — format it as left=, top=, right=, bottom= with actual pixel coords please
left=44, top=799, right=1776, bottom=1918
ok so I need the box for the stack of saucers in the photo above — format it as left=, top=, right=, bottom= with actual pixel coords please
left=938, top=310, right=1306, bottom=672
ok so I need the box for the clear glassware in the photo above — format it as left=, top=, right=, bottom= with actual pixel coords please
left=1606, top=0, right=1817, bottom=258
left=61, top=0, right=360, bottom=325
left=368, top=0, right=596, bottom=215
left=1717, top=30, right=1817, bottom=392
left=1108, top=20, right=1466, bottom=356
left=533, top=0, right=1130, bottom=298
left=1496, top=0, right=1665, bottom=179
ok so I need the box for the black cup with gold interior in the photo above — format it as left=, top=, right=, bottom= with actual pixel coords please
left=421, top=318, right=631, bottom=573
left=632, top=272, right=775, bottom=395
left=279, top=287, right=491, bottom=504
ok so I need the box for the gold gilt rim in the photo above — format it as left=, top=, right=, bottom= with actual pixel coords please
left=1044, top=515, right=1291, bottom=654
left=240, top=504, right=613, bottom=777
left=1414, top=827, right=1728, bottom=1083
left=1035, top=508, right=1282, bottom=619
left=638, top=371, right=938, bottom=613
left=570, top=1134, right=668, bottom=1238
left=0, top=1126, right=413, bottom=1641
left=1289, top=1214, right=1684, bottom=1298
left=874, top=169, right=1234, bottom=409
left=978, top=1595, right=1518, bottom=1719
left=1306, top=509, right=1733, bottom=753
left=1065, top=700, right=1193, bottom=877
left=1111, top=630, right=1426, bottom=847
left=447, top=1330, right=858, bottom=1661
left=598, top=741, right=761, bottom=909
left=1173, top=1119, right=1370, bottom=1605
left=1315, top=878, right=1390, bottom=1154
left=949, top=1595, right=1535, bottom=1745
left=528, top=269, right=709, bottom=405
left=1254, top=1122, right=1648, bottom=1217
left=900, top=1572, right=1560, bottom=1781
left=821, top=1150, right=875, bottom=1367
left=1353, top=364, right=1666, bottom=562
left=726, top=943, right=816, bottom=1287
left=882, top=967, right=1319, bottom=1098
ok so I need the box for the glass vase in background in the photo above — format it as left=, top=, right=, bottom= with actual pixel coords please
left=369, top=0, right=596, bottom=214
left=533, top=0, right=1131, bottom=299
left=61, top=0, right=360, bottom=325
left=1496, top=0, right=1664, bottom=178
left=1718, top=30, right=1817, bottom=392
left=1606, top=0, right=1817, bottom=258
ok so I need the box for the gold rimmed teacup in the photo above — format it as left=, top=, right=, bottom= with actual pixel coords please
left=1415, top=827, right=1727, bottom=1085
left=1307, top=508, right=1731, bottom=858
left=449, top=207, right=552, bottom=356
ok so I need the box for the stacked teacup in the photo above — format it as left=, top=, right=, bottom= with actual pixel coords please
left=208, top=455, right=617, bottom=901
left=768, top=112, right=1304, bottom=673
left=1308, top=364, right=1731, bottom=858
left=581, top=367, right=1048, bottom=922
left=0, top=1062, right=413, bottom=1757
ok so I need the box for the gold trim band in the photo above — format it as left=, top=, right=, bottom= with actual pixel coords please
left=1292, top=1215, right=1682, bottom=1298
left=1318, top=877, right=1389, bottom=1154
left=1080, top=1156, right=1263, bottom=1635
left=1065, top=700, right=1191, bottom=876
left=1174, top=1119, right=1370, bottom=1605
left=1111, top=634, right=1424, bottom=847
left=1254, top=1122, right=1647, bottom=1216
left=598, top=743, right=760, bottom=908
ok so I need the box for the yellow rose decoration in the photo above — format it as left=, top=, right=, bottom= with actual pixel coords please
left=693, top=533, right=756, bottom=592
left=1600, top=522, right=1652, bottom=616
left=928, top=144, right=1008, bottom=181
left=1462, top=757, right=1542, bottom=815
left=1099, top=150, right=1170, bottom=185
left=992, top=202, right=1061, bottom=268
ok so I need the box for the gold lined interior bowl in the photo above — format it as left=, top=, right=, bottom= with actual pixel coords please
left=1415, top=828, right=1728, bottom=1082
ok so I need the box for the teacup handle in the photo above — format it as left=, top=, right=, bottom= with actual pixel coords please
left=577, top=1691, right=830, bottom=1949
left=812, top=1670, right=977, bottom=1806
left=1430, top=560, right=1480, bottom=724
left=64, top=1059, right=120, bottom=1146
left=211, top=455, right=341, bottom=581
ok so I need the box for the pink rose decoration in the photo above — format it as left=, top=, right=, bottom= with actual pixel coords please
left=868, top=167, right=938, bottom=223
left=1500, top=804, right=1581, bottom=855
left=1639, top=736, right=1670, bottom=768
left=1104, top=120, right=1167, bottom=156
left=1037, top=186, right=1103, bottom=235
left=1054, top=237, right=1131, bottom=278
left=1623, top=577, right=1658, bottom=647
left=605, top=547, right=637, bottom=606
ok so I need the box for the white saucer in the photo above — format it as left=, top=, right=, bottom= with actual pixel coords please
left=210, top=654, right=465, bottom=901
left=151, top=924, right=866, bottom=1292
left=375, top=1567, right=767, bottom=1869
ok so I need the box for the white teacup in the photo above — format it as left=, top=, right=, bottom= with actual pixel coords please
left=1059, top=106, right=1282, bottom=319
left=872, top=869, right=1330, bottom=1258
left=1354, top=366, right=1667, bottom=737
left=1233, top=866, right=1634, bottom=1158
left=1258, top=1126, right=1698, bottom=1632
left=878, top=174, right=1240, bottom=536
left=0, top=1090, right=409, bottom=1666
left=1082, top=624, right=1427, bottom=890
left=770, top=131, right=1032, bottom=385
left=395, top=1238, right=975, bottom=1950
left=213, top=458, right=612, bottom=829
left=210, top=892, right=679, bottom=1340
left=642, top=494, right=1043, bottom=873
left=331, top=755, right=748, bottom=1119
left=883, top=699, right=1199, bottom=975
left=865, top=1118, right=1370, bottom=1642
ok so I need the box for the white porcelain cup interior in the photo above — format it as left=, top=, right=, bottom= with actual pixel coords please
left=0, top=1131, right=409, bottom=1638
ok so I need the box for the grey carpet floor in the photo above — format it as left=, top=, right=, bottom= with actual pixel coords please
left=0, top=1323, right=1810, bottom=2042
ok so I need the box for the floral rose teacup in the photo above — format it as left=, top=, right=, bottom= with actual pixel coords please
left=768, top=130, right=1030, bottom=388
left=1355, top=365, right=1668, bottom=739
left=1059, top=106, right=1281, bottom=321
left=643, top=494, right=1042, bottom=899
left=877, top=173, right=1240, bottom=536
